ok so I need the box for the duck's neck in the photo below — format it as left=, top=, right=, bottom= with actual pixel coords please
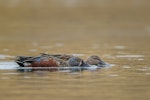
left=80, top=61, right=90, bottom=67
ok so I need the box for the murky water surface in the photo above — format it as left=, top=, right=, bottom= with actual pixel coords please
left=0, top=0, right=150, bottom=100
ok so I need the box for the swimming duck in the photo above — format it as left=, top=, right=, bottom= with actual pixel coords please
left=85, top=55, right=108, bottom=67
left=16, top=54, right=69, bottom=72
left=15, top=54, right=108, bottom=72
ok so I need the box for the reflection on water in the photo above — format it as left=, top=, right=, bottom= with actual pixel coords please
left=116, top=55, right=144, bottom=58
left=0, top=0, right=150, bottom=100
left=0, top=47, right=149, bottom=100
left=0, top=55, right=15, bottom=60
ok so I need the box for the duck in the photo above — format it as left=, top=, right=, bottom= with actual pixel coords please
left=15, top=54, right=109, bottom=72
left=15, top=54, right=70, bottom=72
left=85, top=55, right=109, bottom=67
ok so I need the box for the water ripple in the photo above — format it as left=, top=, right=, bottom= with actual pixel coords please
left=116, top=55, right=144, bottom=58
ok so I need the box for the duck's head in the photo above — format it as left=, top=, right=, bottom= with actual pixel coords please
left=86, top=55, right=108, bottom=67
left=68, top=57, right=89, bottom=67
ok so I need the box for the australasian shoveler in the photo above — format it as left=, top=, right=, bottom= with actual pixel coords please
left=15, top=54, right=109, bottom=72
left=15, top=54, right=73, bottom=72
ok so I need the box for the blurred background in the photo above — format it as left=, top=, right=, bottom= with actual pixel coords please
left=0, top=0, right=150, bottom=56
left=0, top=1, right=150, bottom=100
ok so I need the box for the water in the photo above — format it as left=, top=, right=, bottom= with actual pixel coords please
left=0, top=0, right=150, bottom=100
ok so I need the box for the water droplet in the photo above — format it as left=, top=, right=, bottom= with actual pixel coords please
left=55, top=43, right=64, bottom=47
left=3, top=49, right=10, bottom=52
left=1, top=77, right=10, bottom=80
left=145, top=73, right=150, bottom=75
left=32, top=42, right=38, bottom=46
left=72, top=54, right=84, bottom=57
left=116, top=55, right=144, bottom=58
left=29, top=49, right=37, bottom=52
left=24, top=76, right=31, bottom=79
left=138, top=58, right=144, bottom=61
left=136, top=69, right=147, bottom=71
left=114, top=46, right=126, bottom=49
left=2, top=73, right=20, bottom=75
left=108, top=74, right=118, bottom=77
left=122, top=65, right=131, bottom=69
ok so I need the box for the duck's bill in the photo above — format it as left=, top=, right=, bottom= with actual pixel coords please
left=98, top=61, right=110, bottom=67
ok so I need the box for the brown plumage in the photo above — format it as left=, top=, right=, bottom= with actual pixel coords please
left=15, top=54, right=69, bottom=72
left=29, top=57, right=59, bottom=71
left=40, top=53, right=74, bottom=61
left=86, top=55, right=107, bottom=67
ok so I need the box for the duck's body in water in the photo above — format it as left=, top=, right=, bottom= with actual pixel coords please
left=15, top=54, right=109, bottom=72
left=15, top=54, right=72, bottom=72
